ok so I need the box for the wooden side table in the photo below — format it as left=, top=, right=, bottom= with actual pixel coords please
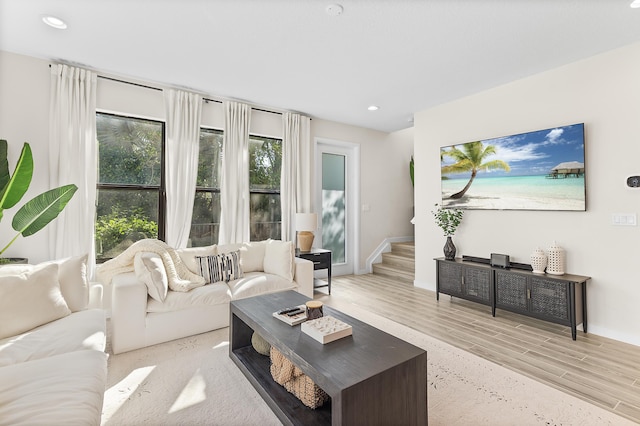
left=296, top=248, right=332, bottom=294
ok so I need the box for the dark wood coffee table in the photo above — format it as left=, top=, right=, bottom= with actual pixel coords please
left=230, top=291, right=428, bottom=425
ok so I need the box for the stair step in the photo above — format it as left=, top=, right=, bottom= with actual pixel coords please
left=372, top=263, right=414, bottom=284
left=381, top=252, right=415, bottom=271
left=372, top=240, right=415, bottom=283
left=390, top=241, right=415, bottom=257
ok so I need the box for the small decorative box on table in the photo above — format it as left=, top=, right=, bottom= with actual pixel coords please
left=301, top=316, right=352, bottom=344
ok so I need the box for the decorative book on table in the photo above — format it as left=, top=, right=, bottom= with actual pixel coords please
left=301, top=316, right=352, bottom=344
left=272, top=305, right=307, bottom=326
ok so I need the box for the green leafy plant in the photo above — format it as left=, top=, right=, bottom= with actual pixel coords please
left=431, top=203, right=464, bottom=237
left=409, top=155, right=414, bottom=187
left=0, top=140, right=78, bottom=256
left=95, top=207, right=158, bottom=258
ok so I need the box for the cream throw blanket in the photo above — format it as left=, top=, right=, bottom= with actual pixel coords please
left=96, top=239, right=205, bottom=292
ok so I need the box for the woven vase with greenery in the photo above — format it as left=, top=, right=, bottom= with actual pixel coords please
left=431, top=204, right=464, bottom=260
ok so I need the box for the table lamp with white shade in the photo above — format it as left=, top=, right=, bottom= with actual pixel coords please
left=296, top=213, right=318, bottom=252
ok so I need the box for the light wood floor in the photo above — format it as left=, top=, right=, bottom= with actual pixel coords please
left=316, top=274, right=640, bottom=424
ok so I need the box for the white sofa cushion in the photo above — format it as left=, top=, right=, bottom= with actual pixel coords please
left=176, top=244, right=217, bottom=274
left=219, top=241, right=267, bottom=273
left=49, top=254, right=89, bottom=312
left=228, top=272, right=297, bottom=300
left=263, top=240, right=294, bottom=281
left=0, top=309, right=106, bottom=367
left=146, top=282, right=230, bottom=313
left=0, top=255, right=89, bottom=312
left=0, top=263, right=71, bottom=340
left=134, top=252, right=169, bottom=302
left=0, top=350, right=107, bottom=425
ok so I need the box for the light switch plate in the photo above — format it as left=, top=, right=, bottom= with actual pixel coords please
left=612, top=213, right=637, bottom=226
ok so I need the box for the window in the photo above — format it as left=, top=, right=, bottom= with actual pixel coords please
left=95, top=112, right=283, bottom=256
left=95, top=112, right=164, bottom=260
left=249, top=135, right=282, bottom=240
left=189, top=128, right=223, bottom=247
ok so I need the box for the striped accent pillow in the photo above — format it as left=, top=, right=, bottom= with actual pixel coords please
left=196, top=255, right=223, bottom=284
left=196, top=251, right=243, bottom=284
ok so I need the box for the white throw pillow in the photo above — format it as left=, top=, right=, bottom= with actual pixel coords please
left=216, top=243, right=243, bottom=255
left=219, top=242, right=266, bottom=273
left=263, top=240, right=294, bottom=281
left=239, top=241, right=267, bottom=273
left=0, top=255, right=90, bottom=312
left=176, top=245, right=217, bottom=274
left=134, top=252, right=169, bottom=302
left=0, top=263, right=71, bottom=340
left=49, top=254, right=89, bottom=312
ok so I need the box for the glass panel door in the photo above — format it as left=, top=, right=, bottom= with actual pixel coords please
left=322, top=153, right=346, bottom=263
left=316, top=138, right=359, bottom=276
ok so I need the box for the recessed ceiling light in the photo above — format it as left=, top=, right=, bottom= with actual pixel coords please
left=42, top=15, right=67, bottom=29
left=326, top=4, right=344, bottom=16
left=631, top=0, right=640, bottom=8
left=367, top=105, right=379, bottom=111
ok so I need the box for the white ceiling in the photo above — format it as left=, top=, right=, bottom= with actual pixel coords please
left=2, top=0, right=640, bottom=133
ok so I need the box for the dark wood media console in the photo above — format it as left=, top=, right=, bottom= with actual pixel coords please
left=230, top=291, right=428, bottom=425
left=435, top=258, right=590, bottom=340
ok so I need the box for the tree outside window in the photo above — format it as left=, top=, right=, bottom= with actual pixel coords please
left=189, top=128, right=223, bottom=247
left=249, top=135, right=282, bottom=240
left=95, top=113, right=164, bottom=261
left=96, top=112, right=284, bottom=258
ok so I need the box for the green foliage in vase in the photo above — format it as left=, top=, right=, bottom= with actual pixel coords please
left=0, top=140, right=77, bottom=256
left=431, top=203, right=464, bottom=237
left=409, top=155, right=414, bottom=187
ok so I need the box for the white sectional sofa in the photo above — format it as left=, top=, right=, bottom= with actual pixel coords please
left=0, top=255, right=107, bottom=425
left=107, top=239, right=314, bottom=354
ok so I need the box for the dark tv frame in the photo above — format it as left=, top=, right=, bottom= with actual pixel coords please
left=440, top=123, right=586, bottom=211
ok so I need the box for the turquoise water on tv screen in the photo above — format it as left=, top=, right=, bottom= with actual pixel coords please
left=441, top=175, right=585, bottom=201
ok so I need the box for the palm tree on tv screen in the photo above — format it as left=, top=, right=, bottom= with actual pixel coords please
left=441, top=141, right=511, bottom=199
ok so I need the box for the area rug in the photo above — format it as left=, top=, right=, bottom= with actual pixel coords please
left=102, top=302, right=635, bottom=425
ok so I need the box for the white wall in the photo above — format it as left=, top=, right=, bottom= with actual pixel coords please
left=311, top=119, right=414, bottom=272
left=0, top=51, right=51, bottom=262
left=0, top=50, right=415, bottom=273
left=414, top=41, right=640, bottom=346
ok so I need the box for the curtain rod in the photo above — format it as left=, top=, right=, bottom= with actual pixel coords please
left=49, top=64, right=288, bottom=116
left=101, top=75, right=284, bottom=115
left=99, top=75, right=162, bottom=93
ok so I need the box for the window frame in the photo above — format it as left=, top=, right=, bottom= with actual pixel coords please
left=249, top=133, right=282, bottom=240
left=188, top=127, right=224, bottom=246
left=95, top=111, right=167, bottom=260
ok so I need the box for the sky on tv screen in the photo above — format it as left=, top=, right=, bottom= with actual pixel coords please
left=441, top=123, right=585, bottom=178
left=440, top=123, right=586, bottom=211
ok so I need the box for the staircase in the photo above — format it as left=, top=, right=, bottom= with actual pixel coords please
left=371, top=241, right=415, bottom=284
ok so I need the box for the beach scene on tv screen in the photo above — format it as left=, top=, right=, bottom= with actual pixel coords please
left=440, top=123, right=586, bottom=211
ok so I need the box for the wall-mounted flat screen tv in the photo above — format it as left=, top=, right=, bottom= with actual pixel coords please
left=440, top=123, right=586, bottom=211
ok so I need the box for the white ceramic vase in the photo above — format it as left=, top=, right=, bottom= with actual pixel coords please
left=546, top=241, right=565, bottom=275
left=530, top=248, right=547, bottom=274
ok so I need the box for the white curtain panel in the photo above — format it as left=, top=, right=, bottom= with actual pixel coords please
left=281, top=112, right=312, bottom=241
left=164, top=89, right=202, bottom=248
left=218, top=101, right=251, bottom=244
left=48, top=64, right=97, bottom=276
